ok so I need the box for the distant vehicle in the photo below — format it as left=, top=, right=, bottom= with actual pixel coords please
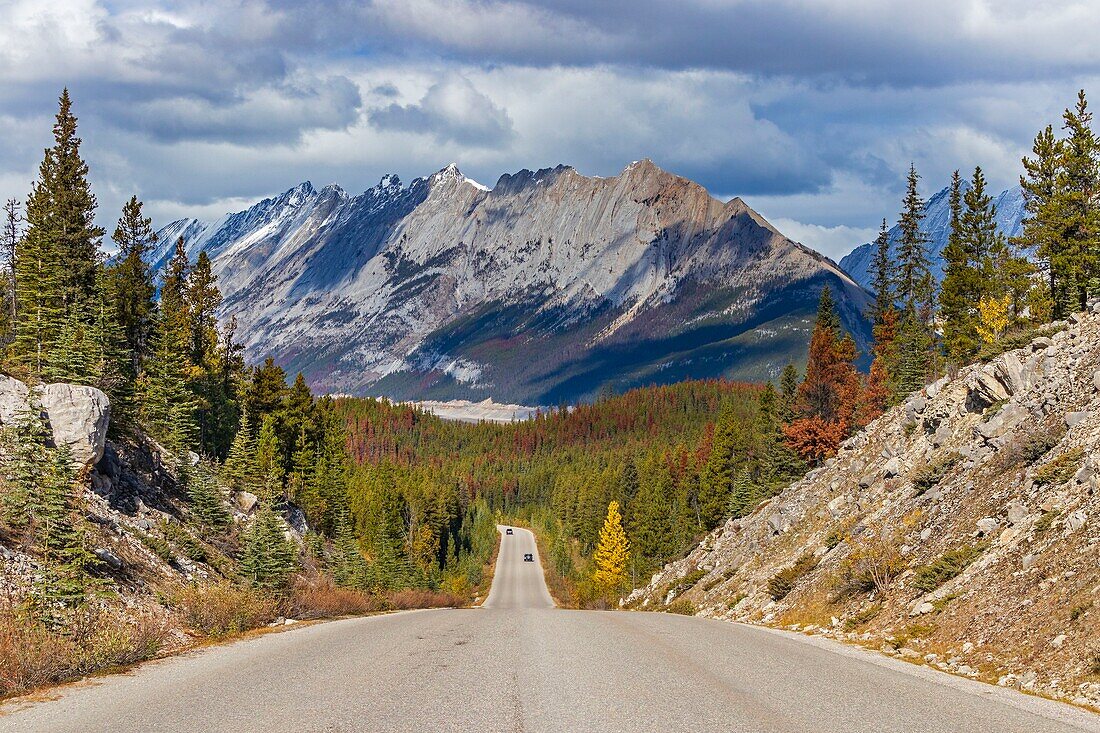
left=506, top=528, right=514, bottom=535
left=523, top=553, right=533, bottom=562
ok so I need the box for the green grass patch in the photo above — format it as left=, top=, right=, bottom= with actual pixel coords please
left=767, top=553, right=818, bottom=601
left=1033, top=447, right=1084, bottom=487
left=912, top=544, right=987, bottom=593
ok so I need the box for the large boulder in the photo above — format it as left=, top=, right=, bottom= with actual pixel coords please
left=0, top=374, right=29, bottom=423
left=0, top=375, right=111, bottom=473
left=37, top=383, right=110, bottom=471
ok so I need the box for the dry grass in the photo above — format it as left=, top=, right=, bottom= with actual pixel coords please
left=170, top=582, right=281, bottom=638
left=384, top=588, right=466, bottom=610
left=286, top=576, right=385, bottom=619
left=0, top=601, right=168, bottom=699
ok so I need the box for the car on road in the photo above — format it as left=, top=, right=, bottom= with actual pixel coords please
left=506, top=528, right=514, bottom=535
left=523, top=553, right=533, bottom=562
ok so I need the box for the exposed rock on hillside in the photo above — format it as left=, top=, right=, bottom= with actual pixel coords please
left=629, top=302, right=1100, bottom=708
left=0, top=376, right=110, bottom=471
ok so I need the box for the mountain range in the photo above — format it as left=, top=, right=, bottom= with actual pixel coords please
left=840, top=184, right=1026, bottom=291
left=156, top=160, right=870, bottom=405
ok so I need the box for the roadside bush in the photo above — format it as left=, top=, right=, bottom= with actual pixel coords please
left=835, top=530, right=905, bottom=597
left=0, top=600, right=168, bottom=699
left=1033, top=448, right=1085, bottom=487
left=171, top=582, right=281, bottom=638
left=666, top=598, right=696, bottom=615
left=844, top=603, right=882, bottom=630
left=767, top=553, right=817, bottom=601
left=912, top=544, right=986, bottom=593
left=910, top=452, right=961, bottom=494
left=385, top=589, right=466, bottom=610
left=286, top=576, right=384, bottom=619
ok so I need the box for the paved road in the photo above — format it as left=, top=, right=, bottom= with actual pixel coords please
left=2, top=526, right=1097, bottom=732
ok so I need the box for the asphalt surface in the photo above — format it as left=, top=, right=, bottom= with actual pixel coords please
left=2, top=525, right=1097, bottom=732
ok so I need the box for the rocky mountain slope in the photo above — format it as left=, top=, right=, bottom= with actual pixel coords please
left=628, top=301, right=1100, bottom=709
left=0, top=375, right=276, bottom=622
left=840, top=185, right=1025, bottom=290
left=158, top=161, right=870, bottom=404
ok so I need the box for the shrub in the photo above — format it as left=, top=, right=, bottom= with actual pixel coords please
left=385, top=589, right=466, bottom=610
left=171, top=582, right=281, bottom=637
left=912, top=544, right=986, bottom=593
left=835, top=530, right=905, bottom=597
left=286, top=576, right=384, bottom=619
left=767, top=553, right=817, bottom=601
left=703, top=567, right=737, bottom=592
left=1034, top=510, right=1057, bottom=534
left=844, top=603, right=882, bottom=630
left=910, top=452, right=961, bottom=494
left=1033, top=448, right=1085, bottom=487
left=0, top=601, right=168, bottom=699
left=666, top=598, right=696, bottom=615
left=669, top=568, right=707, bottom=597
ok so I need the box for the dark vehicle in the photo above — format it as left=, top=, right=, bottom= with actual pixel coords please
left=523, top=553, right=534, bottom=562
left=506, top=528, right=514, bottom=535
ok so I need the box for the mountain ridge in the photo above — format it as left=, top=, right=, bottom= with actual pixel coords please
left=157, top=160, right=871, bottom=404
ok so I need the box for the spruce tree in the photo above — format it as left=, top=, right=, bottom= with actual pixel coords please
left=895, top=164, right=932, bottom=312
left=12, top=90, right=104, bottom=377
left=222, top=408, right=259, bottom=494
left=240, top=505, right=298, bottom=591
left=630, top=469, right=673, bottom=561
left=869, top=218, right=893, bottom=323
left=1018, top=124, right=1063, bottom=318
left=184, top=459, right=230, bottom=531
left=108, top=196, right=158, bottom=378
left=940, top=170, right=974, bottom=361
left=255, top=414, right=285, bottom=505
left=697, top=404, right=740, bottom=529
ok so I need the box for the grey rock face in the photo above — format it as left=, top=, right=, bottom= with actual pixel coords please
left=37, top=383, right=111, bottom=472
left=0, top=374, right=29, bottom=422
left=0, top=375, right=110, bottom=472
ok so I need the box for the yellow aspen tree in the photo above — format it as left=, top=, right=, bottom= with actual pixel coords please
left=975, top=294, right=1012, bottom=345
left=593, top=500, right=630, bottom=592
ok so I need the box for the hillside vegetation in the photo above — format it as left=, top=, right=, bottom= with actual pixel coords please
left=628, top=303, right=1100, bottom=708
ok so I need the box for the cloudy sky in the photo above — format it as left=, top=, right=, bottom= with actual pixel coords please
left=2, top=0, right=1098, bottom=260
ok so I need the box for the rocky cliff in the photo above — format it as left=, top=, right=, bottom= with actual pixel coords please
left=628, top=302, right=1100, bottom=708
left=0, top=375, right=259, bottom=606
left=159, top=161, right=870, bottom=404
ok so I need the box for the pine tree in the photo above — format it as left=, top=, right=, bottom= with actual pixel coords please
left=630, top=469, right=673, bottom=561
left=1054, top=90, right=1100, bottom=313
left=108, top=196, right=157, bottom=379
left=592, top=500, right=629, bottom=592
left=184, top=459, right=230, bottom=531
left=222, top=408, right=259, bottom=494
left=1, top=198, right=20, bottom=344
left=12, top=90, right=104, bottom=377
left=869, top=218, right=893, bottom=323
left=255, top=414, right=285, bottom=505
left=239, top=505, right=298, bottom=591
